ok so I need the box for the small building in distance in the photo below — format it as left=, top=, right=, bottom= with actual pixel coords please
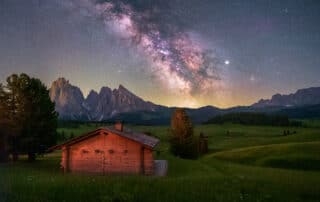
left=49, top=122, right=160, bottom=175
left=198, top=132, right=209, bottom=154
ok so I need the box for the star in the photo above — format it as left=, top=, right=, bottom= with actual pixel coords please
left=249, top=75, right=257, bottom=82
left=283, top=8, right=289, bottom=14
left=224, top=60, right=230, bottom=65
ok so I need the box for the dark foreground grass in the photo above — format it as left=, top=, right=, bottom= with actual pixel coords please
left=1, top=123, right=320, bottom=202
left=1, top=155, right=320, bottom=202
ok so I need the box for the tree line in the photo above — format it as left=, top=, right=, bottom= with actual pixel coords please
left=0, top=73, right=58, bottom=162
left=205, top=112, right=301, bottom=126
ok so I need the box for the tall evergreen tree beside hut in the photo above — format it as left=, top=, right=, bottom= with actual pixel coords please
left=169, top=108, right=198, bottom=159
left=0, top=73, right=58, bottom=161
left=0, top=84, right=11, bottom=162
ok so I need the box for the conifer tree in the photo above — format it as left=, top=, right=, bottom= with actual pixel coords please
left=1, top=73, right=58, bottom=161
left=170, top=108, right=198, bottom=159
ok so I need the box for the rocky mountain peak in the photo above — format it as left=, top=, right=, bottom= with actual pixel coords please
left=49, top=78, right=159, bottom=121
left=53, top=77, right=69, bottom=86
left=118, top=84, right=126, bottom=90
left=100, top=86, right=112, bottom=94
left=115, top=84, right=135, bottom=97
left=86, top=90, right=99, bottom=104
left=252, top=87, right=320, bottom=108
left=49, top=78, right=87, bottom=120
left=88, top=90, right=98, bottom=97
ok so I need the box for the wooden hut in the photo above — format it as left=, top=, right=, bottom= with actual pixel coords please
left=49, top=122, right=159, bottom=175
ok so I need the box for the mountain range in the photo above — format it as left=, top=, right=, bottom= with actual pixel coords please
left=252, top=87, right=320, bottom=108
left=49, top=78, right=320, bottom=124
left=49, top=78, right=162, bottom=121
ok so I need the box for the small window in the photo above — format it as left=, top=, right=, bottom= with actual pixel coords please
left=81, top=149, right=89, bottom=154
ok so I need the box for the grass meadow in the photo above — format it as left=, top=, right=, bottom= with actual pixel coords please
left=1, top=122, right=320, bottom=202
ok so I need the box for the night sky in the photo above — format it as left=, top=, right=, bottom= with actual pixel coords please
left=1, top=0, right=320, bottom=108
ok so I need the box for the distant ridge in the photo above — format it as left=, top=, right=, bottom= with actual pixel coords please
left=49, top=78, right=320, bottom=123
left=252, top=87, right=320, bottom=108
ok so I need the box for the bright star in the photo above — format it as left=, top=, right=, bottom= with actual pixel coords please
left=250, top=75, right=256, bottom=82
left=224, top=60, right=230, bottom=65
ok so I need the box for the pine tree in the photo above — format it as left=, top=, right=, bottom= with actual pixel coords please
left=2, top=73, right=58, bottom=161
left=0, top=84, right=11, bottom=162
left=170, top=108, right=198, bottom=159
left=5, top=74, right=24, bottom=161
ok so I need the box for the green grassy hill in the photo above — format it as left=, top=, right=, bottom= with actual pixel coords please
left=1, top=123, right=320, bottom=202
left=210, top=142, right=320, bottom=170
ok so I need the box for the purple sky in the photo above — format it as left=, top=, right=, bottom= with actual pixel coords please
left=1, top=0, right=320, bottom=107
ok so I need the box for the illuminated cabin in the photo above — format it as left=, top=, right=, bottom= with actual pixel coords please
left=49, top=122, right=159, bottom=175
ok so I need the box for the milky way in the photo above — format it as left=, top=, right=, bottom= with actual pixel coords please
left=68, top=0, right=224, bottom=97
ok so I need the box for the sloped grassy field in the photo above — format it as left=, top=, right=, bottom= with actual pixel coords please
left=210, top=142, right=320, bottom=170
left=1, top=122, right=320, bottom=202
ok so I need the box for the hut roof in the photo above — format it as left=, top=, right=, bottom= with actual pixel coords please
left=48, top=127, right=160, bottom=151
